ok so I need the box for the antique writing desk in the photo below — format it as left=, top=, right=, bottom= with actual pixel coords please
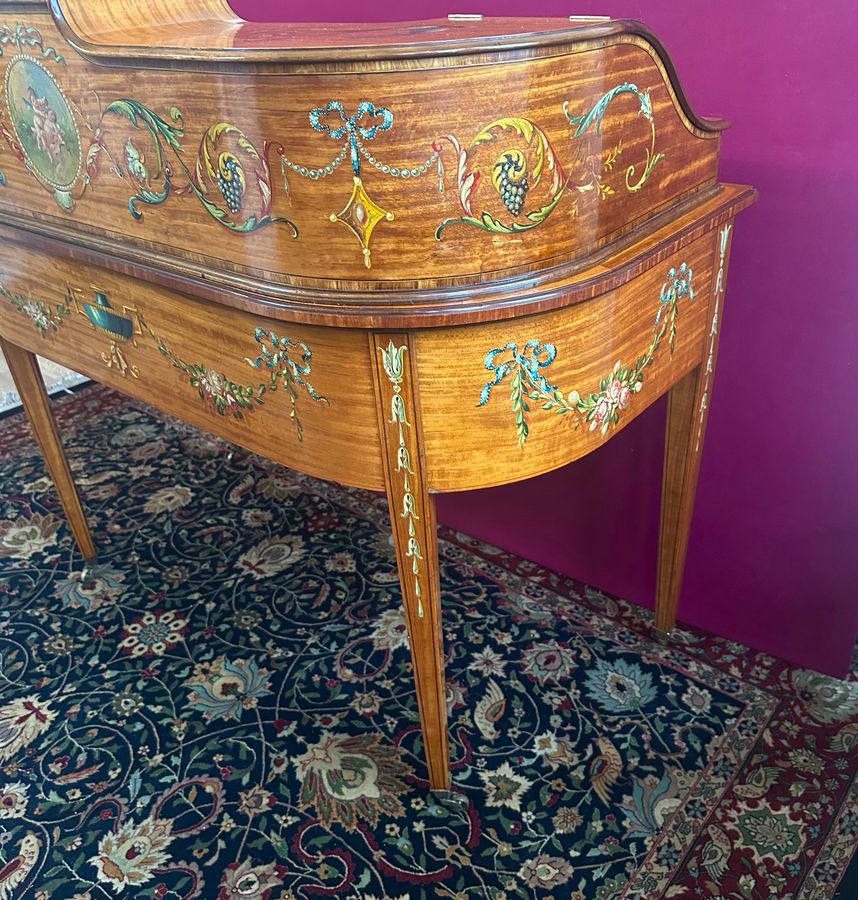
left=0, top=0, right=755, bottom=791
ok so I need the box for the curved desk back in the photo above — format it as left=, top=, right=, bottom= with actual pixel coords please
left=2, top=4, right=727, bottom=318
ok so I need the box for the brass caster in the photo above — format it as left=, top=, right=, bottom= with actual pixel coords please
left=652, top=626, right=672, bottom=645
left=430, top=788, right=469, bottom=811
left=80, top=553, right=99, bottom=581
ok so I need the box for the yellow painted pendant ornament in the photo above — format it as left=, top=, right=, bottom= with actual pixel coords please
left=329, top=177, right=394, bottom=269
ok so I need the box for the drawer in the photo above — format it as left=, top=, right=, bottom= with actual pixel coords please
left=0, top=247, right=385, bottom=490
left=416, top=228, right=720, bottom=491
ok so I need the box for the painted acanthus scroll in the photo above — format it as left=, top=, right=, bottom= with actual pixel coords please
left=478, top=262, right=695, bottom=445
left=0, top=25, right=667, bottom=262
left=435, top=82, right=664, bottom=237
left=81, top=102, right=295, bottom=235
left=564, top=82, right=663, bottom=196
left=0, top=23, right=295, bottom=235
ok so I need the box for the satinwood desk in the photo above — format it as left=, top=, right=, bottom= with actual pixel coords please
left=0, top=0, right=755, bottom=789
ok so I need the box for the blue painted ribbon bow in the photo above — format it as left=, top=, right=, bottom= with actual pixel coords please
left=655, top=262, right=695, bottom=325
left=478, top=340, right=557, bottom=406
left=309, top=100, right=394, bottom=178
left=245, top=328, right=325, bottom=401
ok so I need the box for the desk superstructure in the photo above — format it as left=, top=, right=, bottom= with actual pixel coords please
left=0, top=0, right=755, bottom=789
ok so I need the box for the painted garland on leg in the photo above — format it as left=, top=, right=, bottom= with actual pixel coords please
left=378, top=341, right=425, bottom=618
left=695, top=223, right=731, bottom=452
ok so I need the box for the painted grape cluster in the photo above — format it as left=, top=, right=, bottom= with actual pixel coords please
left=215, top=152, right=244, bottom=214
left=494, top=151, right=530, bottom=216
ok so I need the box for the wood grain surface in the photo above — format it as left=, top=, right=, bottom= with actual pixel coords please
left=654, top=222, right=734, bottom=637
left=0, top=334, right=96, bottom=557
left=0, top=185, right=754, bottom=328
left=0, top=248, right=385, bottom=490
left=0, top=217, right=737, bottom=495
left=415, top=229, right=720, bottom=491
left=370, top=332, right=450, bottom=790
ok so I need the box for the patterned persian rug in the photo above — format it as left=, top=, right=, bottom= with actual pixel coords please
left=0, top=357, right=88, bottom=414
left=0, top=385, right=855, bottom=900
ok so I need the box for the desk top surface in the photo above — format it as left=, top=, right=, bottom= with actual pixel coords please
left=40, top=2, right=631, bottom=63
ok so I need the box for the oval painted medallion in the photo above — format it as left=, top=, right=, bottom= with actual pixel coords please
left=4, top=56, right=81, bottom=191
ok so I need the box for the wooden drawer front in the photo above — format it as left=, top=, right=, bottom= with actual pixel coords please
left=0, top=249, right=384, bottom=490
left=417, top=228, right=721, bottom=491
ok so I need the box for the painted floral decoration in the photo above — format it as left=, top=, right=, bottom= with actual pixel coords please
left=147, top=324, right=327, bottom=440
left=479, top=261, right=696, bottom=444
left=1, top=282, right=69, bottom=336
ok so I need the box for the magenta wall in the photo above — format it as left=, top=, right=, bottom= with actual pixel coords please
left=231, top=0, right=858, bottom=677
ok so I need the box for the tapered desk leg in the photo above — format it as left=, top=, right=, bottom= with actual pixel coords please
left=654, top=366, right=705, bottom=641
left=0, top=337, right=96, bottom=560
left=371, top=333, right=451, bottom=792
left=654, top=221, right=733, bottom=642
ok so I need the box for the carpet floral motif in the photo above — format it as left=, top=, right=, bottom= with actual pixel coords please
left=0, top=386, right=854, bottom=899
